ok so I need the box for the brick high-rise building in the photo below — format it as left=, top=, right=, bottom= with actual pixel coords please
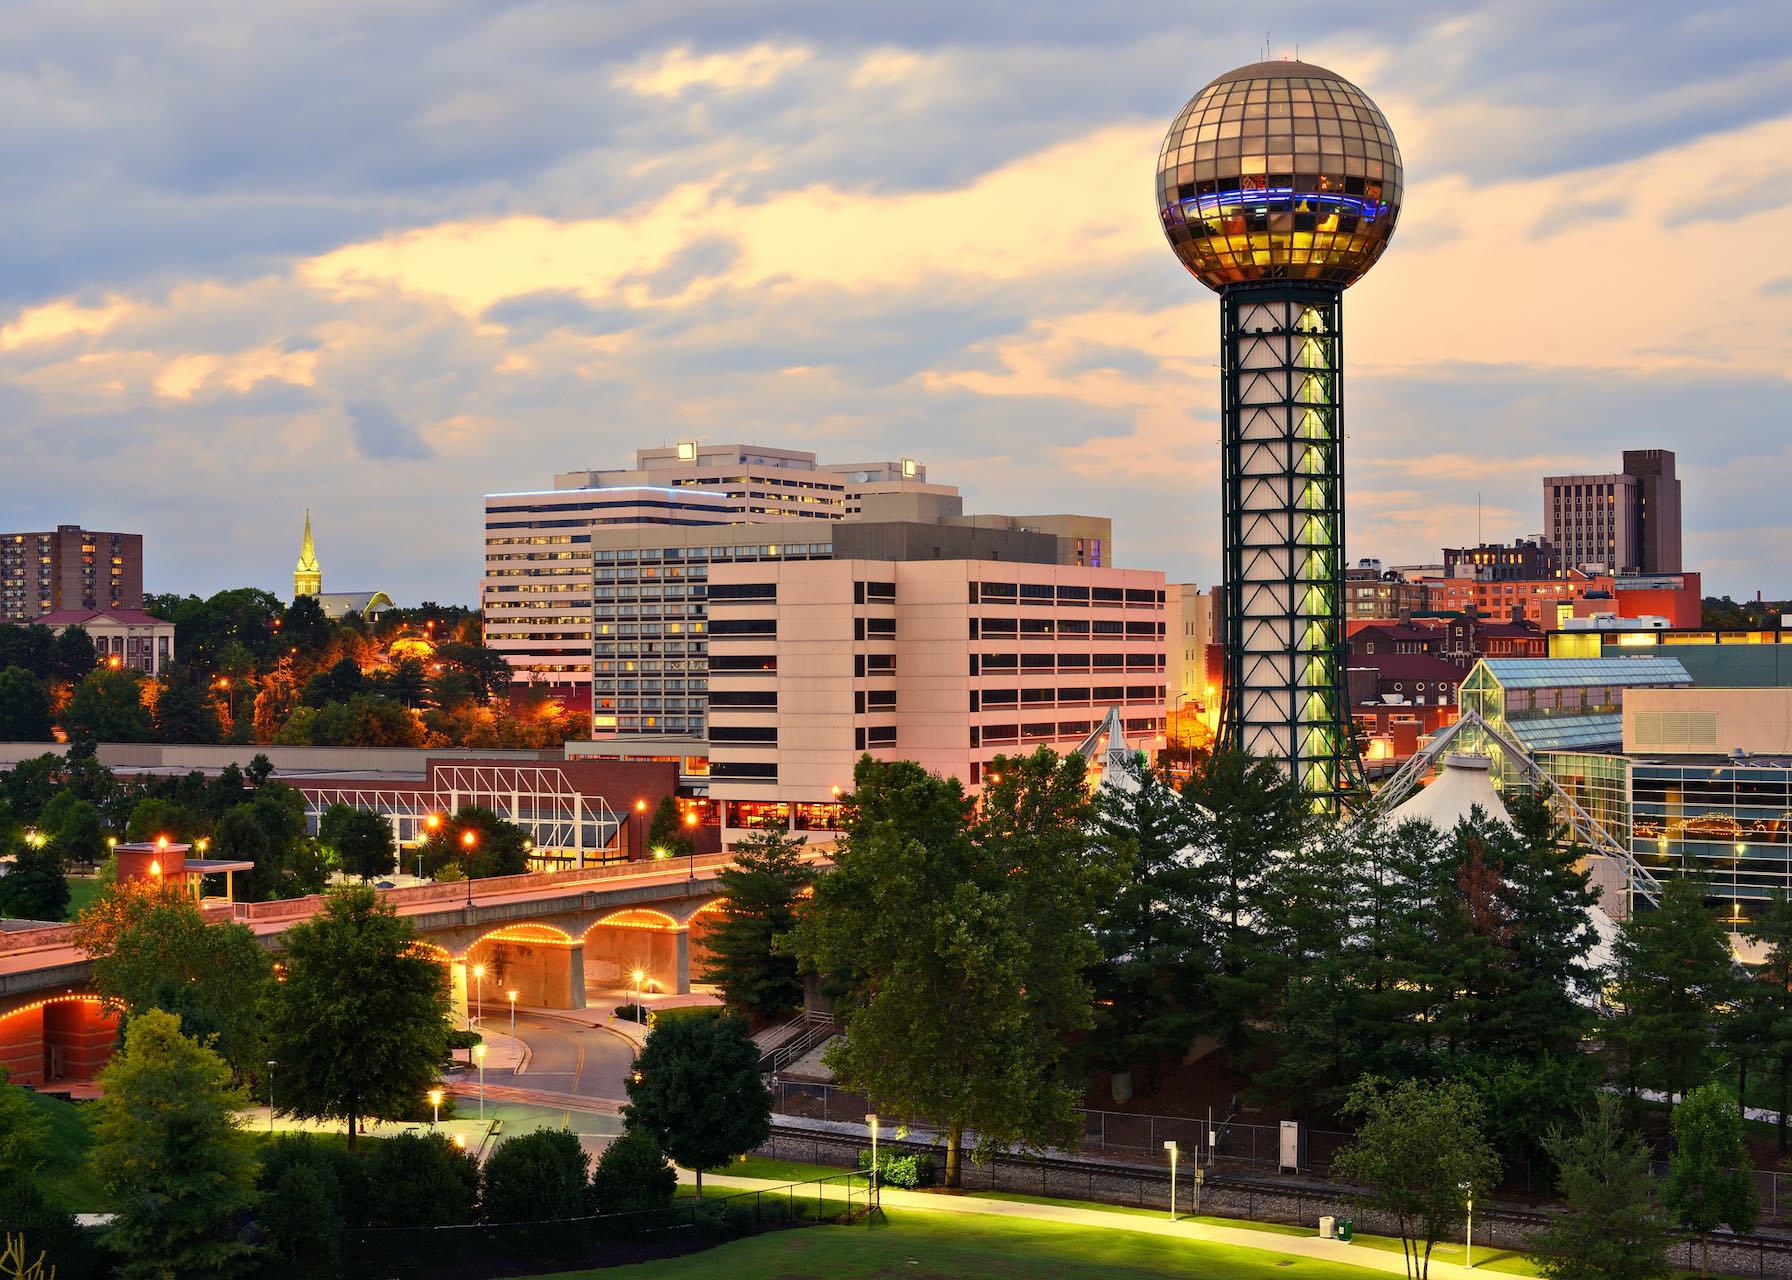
left=0, top=525, right=143, bottom=622
left=1544, top=450, right=1681, bottom=575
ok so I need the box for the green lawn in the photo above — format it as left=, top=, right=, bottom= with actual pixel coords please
left=27, top=1091, right=104, bottom=1212
left=525, top=1208, right=1401, bottom=1279
left=64, top=875, right=104, bottom=917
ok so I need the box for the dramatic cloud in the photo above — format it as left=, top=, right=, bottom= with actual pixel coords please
left=1, top=1, right=1789, bottom=602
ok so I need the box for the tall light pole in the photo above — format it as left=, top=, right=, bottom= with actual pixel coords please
left=474, top=1043, right=486, bottom=1121
left=267, top=1060, right=276, bottom=1133
left=472, top=963, right=485, bottom=1029
left=462, top=828, right=479, bottom=908
left=632, top=969, right=645, bottom=1024
left=429, top=1088, right=443, bottom=1130
left=1460, top=1180, right=1474, bottom=1268
left=1164, top=1141, right=1179, bottom=1221
left=867, top=1112, right=880, bottom=1211
left=633, top=798, right=647, bottom=859
left=507, top=989, right=518, bottom=1042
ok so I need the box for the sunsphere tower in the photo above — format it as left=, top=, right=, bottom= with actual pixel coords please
left=1156, top=59, right=1403, bottom=806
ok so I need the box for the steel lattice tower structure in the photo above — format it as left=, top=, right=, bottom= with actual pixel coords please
left=1156, top=60, right=1403, bottom=807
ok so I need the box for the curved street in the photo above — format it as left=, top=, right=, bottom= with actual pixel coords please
left=483, top=1008, right=639, bottom=1102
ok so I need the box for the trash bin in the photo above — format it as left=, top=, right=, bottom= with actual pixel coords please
left=1337, top=1219, right=1354, bottom=1242
left=1319, top=1215, right=1336, bottom=1239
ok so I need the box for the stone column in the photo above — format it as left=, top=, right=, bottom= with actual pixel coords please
left=567, top=944, right=587, bottom=1011
left=674, top=930, right=690, bottom=995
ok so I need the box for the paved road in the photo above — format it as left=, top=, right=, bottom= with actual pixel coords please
left=488, top=1009, right=638, bottom=1101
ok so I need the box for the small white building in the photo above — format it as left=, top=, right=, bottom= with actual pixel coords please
left=35, top=608, right=174, bottom=676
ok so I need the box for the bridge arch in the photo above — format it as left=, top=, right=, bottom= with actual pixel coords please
left=581, top=909, right=686, bottom=1003
left=0, top=994, right=117, bottom=1087
left=460, top=924, right=582, bottom=1013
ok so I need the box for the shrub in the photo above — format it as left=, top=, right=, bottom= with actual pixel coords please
left=363, top=1131, right=479, bottom=1227
left=262, top=1156, right=346, bottom=1278
left=482, top=1129, right=590, bottom=1224
left=0, top=1179, right=105, bottom=1280
left=259, top=1132, right=368, bottom=1226
left=589, top=1128, right=678, bottom=1214
left=650, top=1005, right=721, bottom=1029
left=612, top=1004, right=649, bottom=1023
left=857, top=1148, right=934, bottom=1188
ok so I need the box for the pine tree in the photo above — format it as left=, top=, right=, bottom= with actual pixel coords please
left=1532, top=1096, right=1673, bottom=1280
left=1743, top=889, right=1792, bottom=1156
left=1610, top=876, right=1737, bottom=1104
left=698, top=827, right=810, bottom=1019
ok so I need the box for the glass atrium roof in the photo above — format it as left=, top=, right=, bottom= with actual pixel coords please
left=1475, top=657, right=1691, bottom=690
left=1509, top=714, right=1625, bottom=752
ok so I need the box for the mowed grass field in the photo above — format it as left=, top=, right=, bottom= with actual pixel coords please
left=528, top=1208, right=1398, bottom=1280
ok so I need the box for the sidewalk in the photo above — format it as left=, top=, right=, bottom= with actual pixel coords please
left=678, top=1169, right=1497, bottom=1280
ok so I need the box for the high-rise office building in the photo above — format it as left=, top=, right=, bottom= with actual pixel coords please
left=0, top=525, right=142, bottom=622
left=1544, top=450, right=1681, bottom=575
left=481, top=443, right=1110, bottom=733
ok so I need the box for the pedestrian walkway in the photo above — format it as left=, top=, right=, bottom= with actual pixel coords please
left=678, top=1169, right=1500, bottom=1280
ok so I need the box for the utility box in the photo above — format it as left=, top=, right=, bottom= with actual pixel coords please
left=1279, top=1119, right=1300, bottom=1173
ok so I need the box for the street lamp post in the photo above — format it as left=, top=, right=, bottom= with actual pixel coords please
left=266, top=1060, right=276, bottom=1133
left=474, top=1043, right=486, bottom=1121
left=462, top=828, right=479, bottom=908
left=1164, top=1141, right=1178, bottom=1221
left=507, top=989, right=518, bottom=1042
left=632, top=969, right=645, bottom=1024
left=429, top=1088, right=443, bottom=1130
left=472, top=963, right=485, bottom=1029
left=685, top=810, right=700, bottom=886
left=1460, top=1181, right=1474, bottom=1268
left=867, top=1112, right=880, bottom=1212
left=633, top=798, right=647, bottom=859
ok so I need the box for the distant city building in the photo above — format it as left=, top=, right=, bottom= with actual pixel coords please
left=1544, top=449, right=1681, bottom=574
left=0, top=525, right=142, bottom=622
left=36, top=608, right=173, bottom=676
left=1344, top=561, right=1427, bottom=620
left=1165, top=583, right=1218, bottom=711
left=1442, top=537, right=1559, bottom=582
left=481, top=444, right=1110, bottom=733
left=702, top=557, right=1165, bottom=840
left=1421, top=570, right=1701, bottom=630
left=289, top=512, right=394, bottom=620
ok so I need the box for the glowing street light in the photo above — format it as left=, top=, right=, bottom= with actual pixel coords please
left=632, top=968, right=645, bottom=1024
left=1459, top=1181, right=1474, bottom=1268
left=633, top=798, right=648, bottom=859
left=867, top=1112, right=880, bottom=1208
left=429, top=1088, right=444, bottom=1129
left=507, top=989, right=518, bottom=1041
left=472, top=963, right=486, bottom=1030
left=1164, top=1141, right=1179, bottom=1221
left=473, top=1043, right=487, bottom=1120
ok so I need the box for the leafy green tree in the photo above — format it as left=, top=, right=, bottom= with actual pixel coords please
left=481, top=1128, right=590, bottom=1223
left=1087, top=754, right=1205, bottom=1091
left=1531, top=1096, right=1673, bottom=1280
left=280, top=594, right=333, bottom=655
left=1663, top=1082, right=1760, bottom=1278
left=257, top=1134, right=366, bottom=1277
left=698, top=827, right=810, bottom=1018
left=0, top=839, right=69, bottom=921
left=362, top=1131, right=479, bottom=1226
left=786, top=752, right=1103, bottom=1187
left=0, top=625, right=55, bottom=679
left=588, top=1128, right=677, bottom=1213
left=72, top=880, right=275, bottom=1079
left=267, top=886, right=452, bottom=1149
left=416, top=805, right=530, bottom=880
left=152, top=666, right=220, bottom=744
left=318, top=804, right=397, bottom=882
left=1331, top=1076, right=1502, bottom=1280
left=1183, top=749, right=1319, bottom=1066
left=646, top=795, right=693, bottom=857
left=622, top=1011, right=770, bottom=1197
left=91, top=1009, right=259, bottom=1278
left=1741, top=888, right=1792, bottom=1156
left=0, top=1065, right=51, bottom=1180
left=50, top=626, right=98, bottom=684
left=220, top=788, right=326, bottom=901
left=47, top=796, right=106, bottom=868
left=0, top=666, right=52, bottom=741
left=124, top=795, right=186, bottom=842
left=1610, top=876, right=1738, bottom=1105
left=0, top=1177, right=106, bottom=1280
left=61, top=667, right=153, bottom=744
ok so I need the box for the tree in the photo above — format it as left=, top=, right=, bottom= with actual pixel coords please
left=257, top=1135, right=366, bottom=1279
left=91, top=1009, right=259, bottom=1278
left=1742, top=888, right=1792, bottom=1156
left=646, top=795, right=693, bottom=857
left=72, top=880, right=275, bottom=1079
left=0, top=1066, right=51, bottom=1181
left=416, top=805, right=530, bottom=880
left=784, top=752, right=1104, bottom=1187
left=0, top=1177, right=105, bottom=1280
left=1663, top=1082, right=1760, bottom=1278
left=1087, top=753, right=1205, bottom=1090
left=0, top=840, right=69, bottom=922
left=47, top=797, right=106, bottom=869
left=698, top=827, right=810, bottom=1019
left=622, top=1011, right=770, bottom=1197
left=152, top=667, right=220, bottom=744
left=481, top=1129, right=590, bottom=1223
left=1531, top=1096, right=1673, bottom=1280
left=359, top=1130, right=480, bottom=1226
left=60, top=667, right=153, bottom=744
left=1610, top=876, right=1737, bottom=1105
left=318, top=804, right=397, bottom=882
left=1183, top=749, right=1320, bottom=1066
left=50, top=626, right=97, bottom=684
left=267, top=886, right=451, bottom=1149
left=1331, top=1076, right=1502, bottom=1280
left=0, top=668, right=52, bottom=741
left=588, top=1128, right=677, bottom=1213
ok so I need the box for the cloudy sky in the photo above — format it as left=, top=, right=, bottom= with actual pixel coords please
left=3, top=1, right=1791, bottom=604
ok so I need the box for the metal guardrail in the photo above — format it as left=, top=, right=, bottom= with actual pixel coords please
left=758, top=1013, right=838, bottom=1075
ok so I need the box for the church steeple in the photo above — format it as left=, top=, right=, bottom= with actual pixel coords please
left=294, top=509, right=322, bottom=598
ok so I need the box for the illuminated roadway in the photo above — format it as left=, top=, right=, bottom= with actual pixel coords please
left=492, top=1009, right=637, bottom=1101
